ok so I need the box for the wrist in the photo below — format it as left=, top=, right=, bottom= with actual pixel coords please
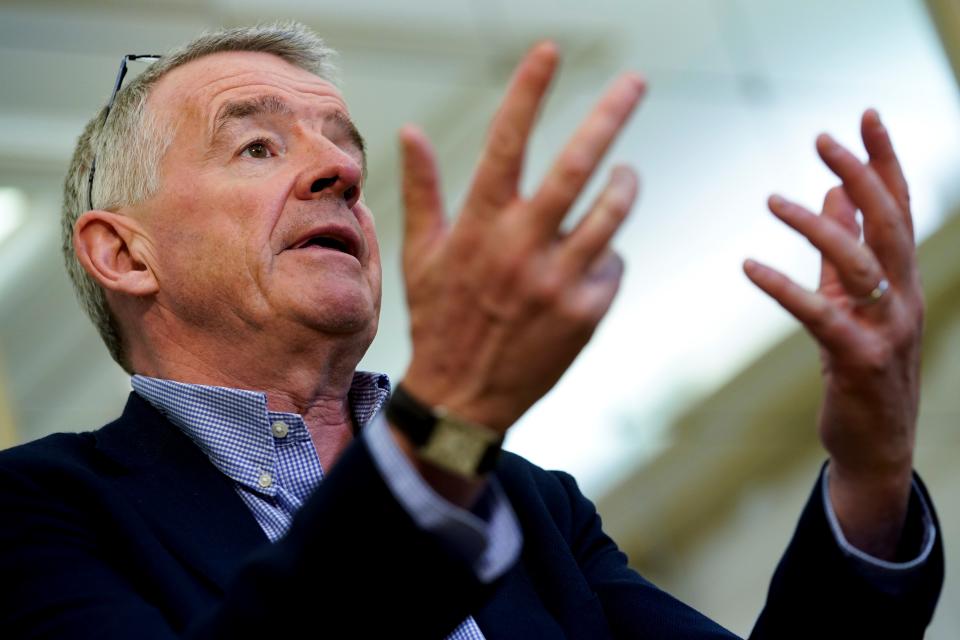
left=828, top=457, right=913, bottom=499
left=387, top=423, right=488, bottom=508
left=400, top=364, right=515, bottom=434
left=386, top=382, right=503, bottom=486
left=827, top=460, right=913, bottom=560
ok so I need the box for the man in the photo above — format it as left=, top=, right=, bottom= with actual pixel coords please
left=0, top=21, right=942, bottom=638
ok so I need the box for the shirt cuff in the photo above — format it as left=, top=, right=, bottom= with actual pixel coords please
left=821, top=464, right=936, bottom=579
left=363, top=412, right=522, bottom=583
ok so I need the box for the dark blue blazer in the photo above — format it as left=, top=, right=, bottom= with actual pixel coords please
left=0, top=392, right=943, bottom=638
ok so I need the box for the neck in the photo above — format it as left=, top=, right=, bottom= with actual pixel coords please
left=130, top=315, right=372, bottom=470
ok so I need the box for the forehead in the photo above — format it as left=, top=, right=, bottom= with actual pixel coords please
left=147, top=50, right=350, bottom=129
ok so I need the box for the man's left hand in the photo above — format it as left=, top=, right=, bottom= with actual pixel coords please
left=744, top=109, right=922, bottom=560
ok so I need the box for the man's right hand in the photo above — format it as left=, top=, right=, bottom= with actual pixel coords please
left=398, top=42, right=646, bottom=435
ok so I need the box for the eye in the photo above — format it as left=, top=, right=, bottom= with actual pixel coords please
left=241, top=139, right=273, bottom=159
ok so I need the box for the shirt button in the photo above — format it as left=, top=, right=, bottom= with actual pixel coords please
left=271, top=420, right=289, bottom=438
left=258, top=471, right=273, bottom=488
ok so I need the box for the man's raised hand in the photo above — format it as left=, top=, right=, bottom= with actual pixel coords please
left=399, top=42, right=645, bottom=435
left=744, top=110, right=923, bottom=559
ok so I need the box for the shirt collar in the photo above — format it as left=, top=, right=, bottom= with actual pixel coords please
left=130, top=371, right=391, bottom=495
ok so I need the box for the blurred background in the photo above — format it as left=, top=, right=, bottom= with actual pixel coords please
left=1, top=0, right=958, bottom=635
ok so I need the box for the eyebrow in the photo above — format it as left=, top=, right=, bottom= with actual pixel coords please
left=210, top=95, right=367, bottom=176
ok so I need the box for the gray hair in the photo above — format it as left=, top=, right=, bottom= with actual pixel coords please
left=62, top=21, right=338, bottom=373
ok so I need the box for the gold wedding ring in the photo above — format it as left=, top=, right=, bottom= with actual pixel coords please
left=857, top=278, right=889, bottom=306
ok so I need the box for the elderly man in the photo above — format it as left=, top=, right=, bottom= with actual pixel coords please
left=0, top=21, right=942, bottom=639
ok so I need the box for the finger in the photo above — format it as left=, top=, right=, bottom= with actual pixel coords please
left=528, top=72, right=646, bottom=238
left=558, top=165, right=638, bottom=275
left=400, top=125, right=447, bottom=262
left=768, top=194, right=882, bottom=299
left=564, top=250, right=625, bottom=325
left=743, top=258, right=849, bottom=352
left=822, top=185, right=860, bottom=236
left=465, top=41, right=560, bottom=213
left=818, top=185, right=860, bottom=291
left=861, top=109, right=913, bottom=236
left=816, top=134, right=912, bottom=284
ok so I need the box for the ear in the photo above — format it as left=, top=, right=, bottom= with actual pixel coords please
left=73, top=210, right=159, bottom=297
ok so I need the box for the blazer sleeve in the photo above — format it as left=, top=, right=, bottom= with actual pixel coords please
left=550, top=470, right=741, bottom=638
left=0, top=436, right=491, bottom=639
left=551, top=464, right=943, bottom=639
left=748, top=464, right=943, bottom=639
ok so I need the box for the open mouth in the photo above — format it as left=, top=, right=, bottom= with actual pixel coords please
left=288, top=227, right=360, bottom=260
left=295, top=235, right=351, bottom=254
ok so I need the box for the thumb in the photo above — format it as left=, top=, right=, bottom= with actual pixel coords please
left=400, top=125, right=447, bottom=267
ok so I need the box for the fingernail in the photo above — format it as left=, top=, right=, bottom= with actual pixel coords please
left=817, top=133, right=838, bottom=150
left=743, top=259, right=757, bottom=273
left=399, top=124, right=421, bottom=141
left=533, top=40, right=559, bottom=60
left=624, top=72, right=646, bottom=92
left=818, top=134, right=848, bottom=161
left=610, top=167, right=636, bottom=201
left=768, top=194, right=784, bottom=208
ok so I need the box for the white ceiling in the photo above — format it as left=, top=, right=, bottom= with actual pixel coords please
left=1, top=0, right=958, bottom=497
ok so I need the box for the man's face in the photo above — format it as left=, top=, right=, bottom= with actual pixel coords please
left=139, top=50, right=381, bottom=348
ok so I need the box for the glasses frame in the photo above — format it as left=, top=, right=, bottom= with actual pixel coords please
left=86, top=54, right=161, bottom=212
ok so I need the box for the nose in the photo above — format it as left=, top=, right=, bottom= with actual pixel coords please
left=294, top=140, right=363, bottom=208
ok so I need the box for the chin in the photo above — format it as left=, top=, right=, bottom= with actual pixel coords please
left=289, top=288, right=378, bottom=336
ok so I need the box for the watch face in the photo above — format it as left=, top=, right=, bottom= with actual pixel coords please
left=419, top=417, right=492, bottom=477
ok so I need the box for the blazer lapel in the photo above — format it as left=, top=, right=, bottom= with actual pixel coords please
left=94, top=392, right=268, bottom=593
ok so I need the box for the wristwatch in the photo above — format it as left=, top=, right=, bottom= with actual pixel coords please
left=386, top=384, right=502, bottom=478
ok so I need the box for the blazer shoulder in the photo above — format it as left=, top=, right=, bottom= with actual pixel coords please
left=496, top=450, right=596, bottom=541
left=0, top=406, right=133, bottom=485
left=0, top=431, right=99, bottom=472
left=497, top=449, right=580, bottom=498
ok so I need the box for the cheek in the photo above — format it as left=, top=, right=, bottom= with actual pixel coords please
left=147, top=150, right=288, bottom=318
left=151, top=200, right=267, bottom=307
left=167, top=177, right=275, bottom=262
left=154, top=228, right=230, bottom=298
left=355, top=204, right=378, bottom=253
left=356, top=207, right=382, bottom=284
